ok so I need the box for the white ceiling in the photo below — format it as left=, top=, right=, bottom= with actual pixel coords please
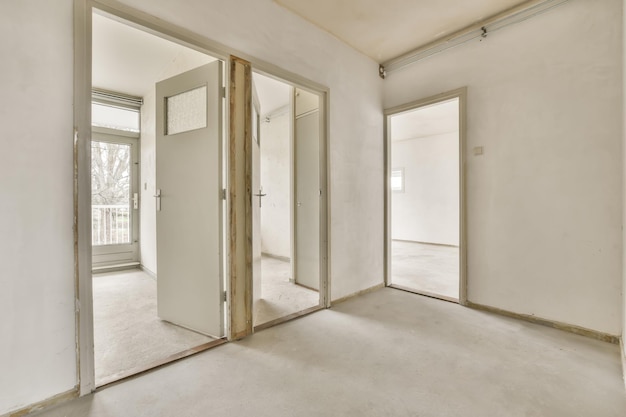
left=253, top=73, right=292, bottom=116
left=274, top=0, right=528, bottom=62
left=390, top=99, right=458, bottom=142
left=92, top=13, right=211, bottom=97
left=93, top=4, right=465, bottom=134
left=94, top=13, right=291, bottom=111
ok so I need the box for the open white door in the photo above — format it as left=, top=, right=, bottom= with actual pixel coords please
left=252, top=85, right=263, bottom=313
left=294, top=89, right=320, bottom=291
left=155, top=61, right=223, bottom=337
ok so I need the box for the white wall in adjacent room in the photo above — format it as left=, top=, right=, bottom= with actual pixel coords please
left=384, top=0, right=622, bottom=335
left=391, top=132, right=459, bottom=246
left=260, top=108, right=291, bottom=259
left=118, top=0, right=385, bottom=301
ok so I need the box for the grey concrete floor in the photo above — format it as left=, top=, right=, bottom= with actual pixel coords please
left=93, top=269, right=214, bottom=385
left=36, top=288, right=626, bottom=417
left=95, top=259, right=318, bottom=385
left=391, top=240, right=459, bottom=299
left=254, top=256, right=319, bottom=326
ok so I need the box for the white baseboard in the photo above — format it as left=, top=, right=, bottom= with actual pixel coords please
left=139, top=265, right=157, bottom=280
left=261, top=252, right=291, bottom=262
left=92, top=262, right=140, bottom=274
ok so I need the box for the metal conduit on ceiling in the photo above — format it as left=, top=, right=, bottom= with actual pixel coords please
left=379, top=0, right=571, bottom=78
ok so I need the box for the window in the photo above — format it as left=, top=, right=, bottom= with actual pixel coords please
left=166, top=86, right=207, bottom=135
left=91, top=102, right=140, bottom=132
left=391, top=168, right=404, bottom=192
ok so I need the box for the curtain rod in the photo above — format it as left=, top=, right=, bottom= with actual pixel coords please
left=92, top=88, right=143, bottom=108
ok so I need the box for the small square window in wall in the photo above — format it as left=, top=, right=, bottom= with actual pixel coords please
left=166, top=85, right=207, bottom=135
left=391, top=168, right=404, bottom=192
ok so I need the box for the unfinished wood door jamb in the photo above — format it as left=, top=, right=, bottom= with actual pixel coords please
left=228, top=56, right=253, bottom=340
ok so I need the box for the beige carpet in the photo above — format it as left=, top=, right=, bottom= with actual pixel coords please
left=254, top=256, right=319, bottom=326
left=93, top=269, right=214, bottom=386
left=391, top=240, right=459, bottom=299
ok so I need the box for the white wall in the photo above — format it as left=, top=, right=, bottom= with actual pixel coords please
left=0, top=1, right=77, bottom=413
left=391, top=132, right=459, bottom=245
left=140, top=88, right=157, bottom=273
left=384, top=0, right=622, bottom=335
left=622, top=0, right=626, bottom=384
left=139, top=48, right=214, bottom=274
left=260, top=108, right=291, bottom=258
left=116, top=0, right=385, bottom=301
left=0, top=1, right=382, bottom=412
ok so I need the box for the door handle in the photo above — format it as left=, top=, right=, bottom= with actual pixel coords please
left=154, top=189, right=161, bottom=211
left=253, top=189, right=267, bottom=208
left=133, top=192, right=139, bottom=210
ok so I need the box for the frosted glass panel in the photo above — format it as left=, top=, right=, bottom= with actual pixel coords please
left=166, top=86, right=207, bottom=135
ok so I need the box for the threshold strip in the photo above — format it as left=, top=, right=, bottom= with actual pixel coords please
left=253, top=305, right=324, bottom=332
left=95, top=338, right=227, bottom=389
left=389, top=284, right=459, bottom=304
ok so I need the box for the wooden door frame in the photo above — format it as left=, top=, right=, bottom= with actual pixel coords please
left=228, top=57, right=253, bottom=339
left=75, top=0, right=330, bottom=395
left=383, top=87, right=468, bottom=305
left=75, top=1, right=235, bottom=394
left=230, top=63, right=331, bottom=336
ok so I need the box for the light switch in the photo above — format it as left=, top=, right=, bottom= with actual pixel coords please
left=473, top=146, right=484, bottom=156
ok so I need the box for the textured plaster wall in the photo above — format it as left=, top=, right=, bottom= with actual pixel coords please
left=0, top=0, right=77, bottom=413
left=384, top=0, right=623, bottom=334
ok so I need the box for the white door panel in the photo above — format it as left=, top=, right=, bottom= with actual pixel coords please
left=252, top=85, right=262, bottom=314
left=294, top=90, right=320, bottom=291
left=155, top=62, right=223, bottom=337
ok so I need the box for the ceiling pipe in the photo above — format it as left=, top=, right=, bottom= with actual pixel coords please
left=379, top=0, right=571, bottom=78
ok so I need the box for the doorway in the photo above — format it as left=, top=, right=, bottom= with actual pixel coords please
left=251, top=72, right=323, bottom=328
left=77, top=3, right=330, bottom=393
left=385, top=90, right=466, bottom=303
left=90, top=11, right=226, bottom=387
left=91, top=126, right=139, bottom=270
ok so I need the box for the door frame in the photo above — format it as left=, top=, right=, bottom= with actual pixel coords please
left=383, top=88, right=468, bottom=305
left=74, top=0, right=330, bottom=395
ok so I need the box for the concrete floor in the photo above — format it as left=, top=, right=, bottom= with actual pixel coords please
left=36, top=288, right=626, bottom=417
left=254, top=256, right=320, bottom=326
left=93, top=269, right=214, bottom=386
left=391, top=240, right=459, bottom=300
left=94, top=257, right=318, bottom=385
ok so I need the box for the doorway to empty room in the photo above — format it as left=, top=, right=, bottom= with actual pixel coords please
left=388, top=97, right=461, bottom=302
